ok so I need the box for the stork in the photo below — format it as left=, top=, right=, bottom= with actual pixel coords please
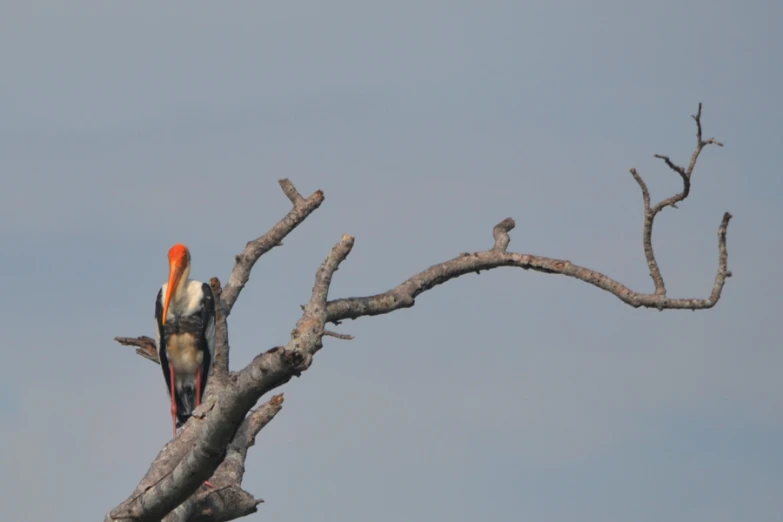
left=154, top=243, right=216, bottom=437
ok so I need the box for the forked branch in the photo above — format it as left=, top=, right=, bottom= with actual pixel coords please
left=163, top=395, right=285, bottom=522
left=633, top=102, right=726, bottom=295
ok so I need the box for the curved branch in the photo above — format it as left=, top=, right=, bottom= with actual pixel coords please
left=326, top=105, right=730, bottom=322
left=325, top=211, right=731, bottom=323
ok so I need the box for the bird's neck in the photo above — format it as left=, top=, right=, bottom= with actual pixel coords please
left=170, top=266, right=192, bottom=305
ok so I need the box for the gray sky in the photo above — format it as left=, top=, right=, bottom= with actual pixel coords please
left=1, top=1, right=780, bottom=521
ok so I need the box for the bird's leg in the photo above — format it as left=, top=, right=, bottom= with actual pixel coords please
left=169, top=363, right=177, bottom=438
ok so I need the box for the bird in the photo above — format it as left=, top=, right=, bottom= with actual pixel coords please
left=154, top=243, right=216, bottom=438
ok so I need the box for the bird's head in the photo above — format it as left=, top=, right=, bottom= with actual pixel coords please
left=162, top=243, right=191, bottom=325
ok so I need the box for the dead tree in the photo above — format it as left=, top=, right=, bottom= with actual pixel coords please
left=107, top=104, right=731, bottom=521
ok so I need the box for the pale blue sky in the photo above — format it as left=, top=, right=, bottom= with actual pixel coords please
left=1, top=2, right=781, bottom=521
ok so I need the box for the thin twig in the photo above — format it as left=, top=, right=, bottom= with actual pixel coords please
left=324, top=330, right=355, bottom=340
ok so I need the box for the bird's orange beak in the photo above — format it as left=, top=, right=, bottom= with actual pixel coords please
left=162, top=244, right=190, bottom=325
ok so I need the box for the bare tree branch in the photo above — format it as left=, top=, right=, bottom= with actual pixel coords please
left=165, top=486, right=261, bottom=522
left=208, top=277, right=230, bottom=381
left=109, top=104, right=732, bottom=521
left=325, top=104, right=731, bottom=320
left=221, top=179, right=325, bottom=314
left=114, top=336, right=159, bottom=364
left=324, top=329, right=355, bottom=340
left=324, top=212, right=731, bottom=322
left=162, top=395, right=285, bottom=522
left=629, top=102, right=725, bottom=294
left=491, top=217, right=516, bottom=253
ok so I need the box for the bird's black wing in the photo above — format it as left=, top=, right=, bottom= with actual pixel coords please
left=154, top=287, right=172, bottom=396
left=199, top=282, right=216, bottom=397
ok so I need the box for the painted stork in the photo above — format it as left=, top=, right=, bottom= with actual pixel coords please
left=154, top=243, right=216, bottom=437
